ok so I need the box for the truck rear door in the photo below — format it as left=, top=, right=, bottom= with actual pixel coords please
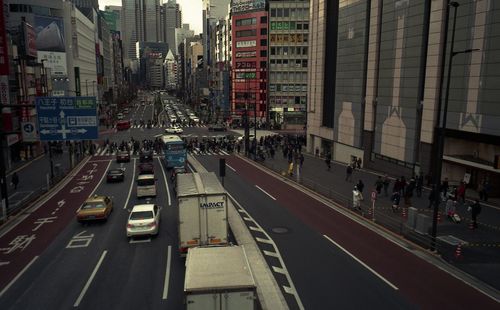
left=204, top=194, right=228, bottom=246
left=179, top=197, right=200, bottom=251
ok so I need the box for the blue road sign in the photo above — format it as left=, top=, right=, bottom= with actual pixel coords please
left=36, top=96, right=98, bottom=141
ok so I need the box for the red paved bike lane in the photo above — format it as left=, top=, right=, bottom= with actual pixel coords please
left=228, top=157, right=498, bottom=309
left=0, top=159, right=110, bottom=292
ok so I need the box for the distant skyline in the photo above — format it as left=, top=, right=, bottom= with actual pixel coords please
left=99, top=0, right=203, bottom=34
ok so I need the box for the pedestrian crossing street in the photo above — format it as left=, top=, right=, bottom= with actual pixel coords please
left=113, top=123, right=207, bottom=129
left=94, top=146, right=232, bottom=157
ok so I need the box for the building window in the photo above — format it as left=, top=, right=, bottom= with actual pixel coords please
left=283, top=8, right=289, bottom=17
left=236, top=29, right=256, bottom=38
left=260, top=39, right=267, bottom=46
left=270, top=9, right=276, bottom=17
left=277, top=8, right=283, bottom=17
left=261, top=16, right=267, bottom=23
left=270, top=47, right=276, bottom=55
left=260, top=28, right=267, bottom=35
left=260, top=50, right=267, bottom=57
left=236, top=17, right=257, bottom=26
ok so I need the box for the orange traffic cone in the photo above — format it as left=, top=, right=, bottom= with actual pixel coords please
left=455, top=243, right=462, bottom=259
left=437, top=213, right=442, bottom=223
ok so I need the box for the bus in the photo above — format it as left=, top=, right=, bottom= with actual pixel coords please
left=161, top=134, right=187, bottom=169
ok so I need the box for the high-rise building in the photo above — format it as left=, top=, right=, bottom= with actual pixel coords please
left=162, top=0, right=182, bottom=54
left=122, top=0, right=161, bottom=66
left=202, top=0, right=230, bottom=69
left=103, top=5, right=122, bottom=33
left=231, top=1, right=268, bottom=124
left=307, top=0, right=500, bottom=195
left=174, top=24, right=194, bottom=55
left=268, top=0, right=309, bottom=129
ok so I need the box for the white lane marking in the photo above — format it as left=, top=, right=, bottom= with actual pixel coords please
left=255, top=185, right=276, bottom=201
left=0, top=261, right=10, bottom=266
left=220, top=150, right=229, bottom=155
left=283, top=286, right=294, bottom=294
left=227, top=192, right=304, bottom=310
left=255, top=237, right=273, bottom=244
left=263, top=250, right=279, bottom=258
left=272, top=266, right=286, bottom=274
left=129, top=238, right=151, bottom=244
left=243, top=217, right=253, bottom=221
left=158, top=157, right=171, bottom=206
left=249, top=226, right=263, bottom=232
left=227, top=164, right=236, bottom=172
left=73, top=250, right=108, bottom=307
left=162, top=245, right=172, bottom=299
left=124, top=158, right=137, bottom=209
left=90, top=161, right=112, bottom=196
left=323, top=235, right=399, bottom=290
left=237, top=208, right=247, bottom=213
left=0, top=256, right=38, bottom=298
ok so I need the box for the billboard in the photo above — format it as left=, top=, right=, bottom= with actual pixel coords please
left=236, top=40, right=256, bottom=48
left=35, top=16, right=66, bottom=77
left=232, top=0, right=266, bottom=14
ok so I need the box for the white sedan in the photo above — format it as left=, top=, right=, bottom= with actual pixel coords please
left=165, top=126, right=183, bottom=134
left=126, top=204, right=161, bottom=238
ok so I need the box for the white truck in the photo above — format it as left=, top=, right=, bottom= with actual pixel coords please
left=184, top=246, right=257, bottom=310
left=177, top=172, right=228, bottom=255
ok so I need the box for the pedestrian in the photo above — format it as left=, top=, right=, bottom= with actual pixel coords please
left=352, top=186, right=363, bottom=211
left=456, top=181, right=466, bottom=204
left=356, top=179, right=365, bottom=193
left=483, top=180, right=491, bottom=202
left=404, top=177, right=415, bottom=206
left=428, top=185, right=438, bottom=208
left=325, top=153, right=331, bottom=171
left=469, top=199, right=481, bottom=229
left=299, top=153, right=304, bottom=167
left=391, top=191, right=401, bottom=212
left=288, top=162, right=294, bottom=176
left=345, top=165, right=353, bottom=182
left=357, top=157, right=362, bottom=169
left=237, top=143, right=241, bottom=154
left=441, top=177, right=449, bottom=196
left=11, top=172, right=19, bottom=189
left=375, top=176, right=384, bottom=194
left=383, top=174, right=390, bottom=197
left=416, top=174, right=423, bottom=197
left=445, top=198, right=456, bottom=218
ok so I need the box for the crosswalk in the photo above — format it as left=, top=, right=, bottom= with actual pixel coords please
left=94, top=146, right=231, bottom=157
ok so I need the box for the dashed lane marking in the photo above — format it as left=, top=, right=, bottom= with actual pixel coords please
left=272, top=266, right=287, bottom=274
left=243, top=217, right=253, bottom=221
left=249, top=226, right=263, bottom=232
left=255, top=237, right=273, bottom=245
left=263, top=250, right=279, bottom=258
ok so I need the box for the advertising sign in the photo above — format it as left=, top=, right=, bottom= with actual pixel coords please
left=36, top=96, right=98, bottom=141
left=236, top=51, right=256, bottom=58
left=236, top=40, right=256, bottom=48
left=236, top=61, right=256, bottom=69
left=24, top=22, right=37, bottom=57
left=232, top=0, right=266, bottom=13
left=35, top=15, right=66, bottom=77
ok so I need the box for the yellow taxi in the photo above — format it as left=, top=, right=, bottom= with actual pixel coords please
left=76, top=195, right=113, bottom=223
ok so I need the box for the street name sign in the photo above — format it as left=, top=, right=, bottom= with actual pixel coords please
left=36, top=96, right=98, bottom=141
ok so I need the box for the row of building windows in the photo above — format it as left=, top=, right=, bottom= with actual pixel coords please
left=270, top=46, right=308, bottom=56
left=270, top=71, right=308, bottom=82
left=9, top=4, right=51, bottom=15
left=270, top=8, right=309, bottom=19
left=270, top=58, right=308, bottom=68
left=236, top=28, right=268, bottom=38
left=235, top=16, right=268, bottom=26
left=270, top=33, right=308, bottom=44
left=269, top=84, right=307, bottom=93
left=269, top=95, right=307, bottom=105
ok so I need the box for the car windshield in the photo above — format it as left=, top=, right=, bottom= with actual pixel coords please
left=108, top=170, right=122, bottom=174
left=130, top=210, right=153, bottom=220
left=137, top=178, right=154, bottom=186
left=82, top=202, right=105, bottom=210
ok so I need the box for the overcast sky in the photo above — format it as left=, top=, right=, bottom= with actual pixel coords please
left=99, top=0, right=203, bottom=34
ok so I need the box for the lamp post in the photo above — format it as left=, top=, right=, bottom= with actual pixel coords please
left=40, top=59, right=54, bottom=182
left=430, top=1, right=480, bottom=249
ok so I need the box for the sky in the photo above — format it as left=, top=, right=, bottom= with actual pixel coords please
left=99, top=0, right=203, bottom=34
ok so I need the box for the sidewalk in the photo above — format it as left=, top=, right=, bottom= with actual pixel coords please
left=1, top=145, right=75, bottom=220
left=250, top=147, right=500, bottom=291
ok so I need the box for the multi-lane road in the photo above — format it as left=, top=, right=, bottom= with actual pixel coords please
left=0, top=97, right=497, bottom=309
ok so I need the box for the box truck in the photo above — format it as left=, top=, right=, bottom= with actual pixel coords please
left=184, top=246, right=257, bottom=310
left=177, top=172, right=228, bottom=254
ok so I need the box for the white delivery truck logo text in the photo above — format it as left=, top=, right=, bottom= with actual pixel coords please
left=200, top=202, right=224, bottom=209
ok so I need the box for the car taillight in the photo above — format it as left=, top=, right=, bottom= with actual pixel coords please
left=127, top=224, right=134, bottom=228
left=148, top=222, right=157, bottom=228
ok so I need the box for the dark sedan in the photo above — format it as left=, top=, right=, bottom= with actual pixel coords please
left=116, top=151, right=130, bottom=163
left=139, top=149, right=153, bottom=163
left=106, top=168, right=125, bottom=182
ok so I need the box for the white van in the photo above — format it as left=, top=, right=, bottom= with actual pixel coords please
left=137, top=174, right=157, bottom=198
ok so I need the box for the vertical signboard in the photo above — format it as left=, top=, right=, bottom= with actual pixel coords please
left=35, top=15, right=67, bottom=77
left=23, top=22, right=37, bottom=58
left=0, top=0, right=11, bottom=122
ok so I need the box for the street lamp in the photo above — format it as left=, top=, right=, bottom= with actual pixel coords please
left=431, top=1, right=480, bottom=249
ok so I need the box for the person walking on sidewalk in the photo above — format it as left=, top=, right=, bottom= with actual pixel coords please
left=345, top=164, right=353, bottom=182
left=299, top=153, right=304, bottom=168
left=325, top=153, right=331, bottom=171
left=416, top=174, right=424, bottom=197
left=383, top=174, right=390, bottom=197
left=469, top=199, right=481, bottom=229
left=391, top=191, right=401, bottom=212
left=352, top=186, right=363, bottom=211
left=11, top=172, right=19, bottom=190
left=356, top=179, right=365, bottom=194
left=375, top=176, right=384, bottom=194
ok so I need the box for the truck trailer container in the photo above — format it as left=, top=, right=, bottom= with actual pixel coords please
left=184, top=246, right=257, bottom=310
left=177, top=172, right=228, bottom=254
